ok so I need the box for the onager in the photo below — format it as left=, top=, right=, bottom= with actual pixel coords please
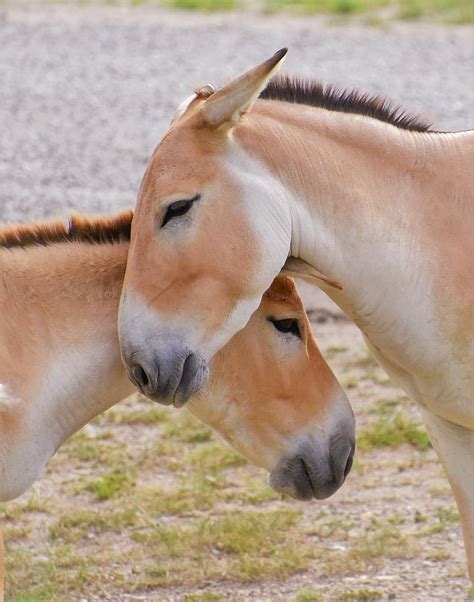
left=118, top=51, right=474, bottom=577
left=0, top=211, right=354, bottom=599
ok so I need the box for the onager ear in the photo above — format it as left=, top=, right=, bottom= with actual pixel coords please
left=281, top=257, right=343, bottom=291
left=199, top=48, right=287, bottom=129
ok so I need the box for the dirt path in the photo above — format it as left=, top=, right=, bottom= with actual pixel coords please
left=1, top=5, right=474, bottom=601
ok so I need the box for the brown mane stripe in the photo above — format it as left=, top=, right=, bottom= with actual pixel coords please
left=0, top=209, right=133, bottom=249
left=260, top=75, right=432, bottom=132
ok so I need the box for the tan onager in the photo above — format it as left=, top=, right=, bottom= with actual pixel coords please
left=0, top=211, right=354, bottom=599
left=118, top=50, right=474, bottom=578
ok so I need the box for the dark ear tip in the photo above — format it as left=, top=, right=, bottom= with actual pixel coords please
left=275, top=48, right=288, bottom=61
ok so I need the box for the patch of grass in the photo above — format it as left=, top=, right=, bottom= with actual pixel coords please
left=349, top=519, right=415, bottom=560
left=106, top=404, right=169, bottom=426
left=66, top=433, right=101, bottom=463
left=84, top=468, right=133, bottom=500
left=226, top=477, right=280, bottom=505
left=188, top=441, right=246, bottom=472
left=167, top=0, right=237, bottom=10
left=132, top=508, right=308, bottom=584
left=427, top=549, right=451, bottom=560
left=346, top=350, right=379, bottom=370
left=308, top=518, right=354, bottom=539
left=50, top=508, right=139, bottom=542
left=184, top=592, right=223, bottom=601
left=398, top=0, right=473, bottom=22
left=63, top=430, right=133, bottom=470
left=369, top=398, right=401, bottom=416
left=337, top=589, right=383, bottom=601
left=164, top=413, right=213, bottom=444
left=43, top=0, right=474, bottom=21
left=325, top=344, right=349, bottom=358
left=5, top=544, right=103, bottom=600
left=139, top=474, right=225, bottom=515
left=294, top=589, right=324, bottom=601
left=4, top=525, right=30, bottom=541
left=342, top=375, right=359, bottom=389
left=436, top=506, right=459, bottom=524
left=265, top=0, right=474, bottom=21
left=358, top=410, right=431, bottom=451
left=0, top=492, right=51, bottom=521
left=266, top=0, right=388, bottom=14
left=423, top=506, right=460, bottom=534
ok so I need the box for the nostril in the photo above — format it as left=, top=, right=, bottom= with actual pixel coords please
left=132, top=364, right=149, bottom=389
left=344, top=452, right=354, bottom=478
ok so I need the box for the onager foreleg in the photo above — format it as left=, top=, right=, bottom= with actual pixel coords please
left=421, top=408, right=474, bottom=582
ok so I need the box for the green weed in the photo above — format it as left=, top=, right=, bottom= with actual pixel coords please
left=358, top=411, right=431, bottom=451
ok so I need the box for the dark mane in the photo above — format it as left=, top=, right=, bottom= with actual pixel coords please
left=260, top=75, right=432, bottom=132
left=0, top=209, right=133, bottom=249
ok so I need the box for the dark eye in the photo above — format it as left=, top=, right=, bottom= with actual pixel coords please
left=161, top=194, right=200, bottom=228
left=268, top=318, right=301, bottom=339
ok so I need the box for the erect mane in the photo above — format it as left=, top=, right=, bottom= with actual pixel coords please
left=259, top=75, right=432, bottom=132
left=0, top=209, right=133, bottom=249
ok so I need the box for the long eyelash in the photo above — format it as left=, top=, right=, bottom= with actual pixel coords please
left=161, top=194, right=200, bottom=228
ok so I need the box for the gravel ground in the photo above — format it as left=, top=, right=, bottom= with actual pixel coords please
left=0, top=5, right=473, bottom=225
left=1, top=5, right=474, bottom=601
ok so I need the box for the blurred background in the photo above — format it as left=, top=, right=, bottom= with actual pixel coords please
left=0, top=1, right=473, bottom=600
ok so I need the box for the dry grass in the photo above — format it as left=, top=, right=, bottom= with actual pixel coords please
left=1, top=319, right=469, bottom=599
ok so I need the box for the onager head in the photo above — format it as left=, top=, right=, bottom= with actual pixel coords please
left=191, top=276, right=355, bottom=500
left=120, top=49, right=295, bottom=404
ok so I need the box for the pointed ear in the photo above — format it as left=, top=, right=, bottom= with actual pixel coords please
left=199, top=48, right=287, bottom=129
left=281, top=257, right=343, bottom=291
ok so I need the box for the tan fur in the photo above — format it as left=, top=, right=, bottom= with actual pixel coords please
left=0, top=241, right=129, bottom=405
left=126, top=125, right=262, bottom=341
left=235, top=102, right=474, bottom=370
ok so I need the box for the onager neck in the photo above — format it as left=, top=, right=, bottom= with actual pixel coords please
left=239, top=103, right=474, bottom=416
left=0, top=241, right=133, bottom=501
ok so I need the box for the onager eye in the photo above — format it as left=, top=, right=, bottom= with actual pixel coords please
left=161, top=195, right=200, bottom=228
left=269, top=318, right=302, bottom=339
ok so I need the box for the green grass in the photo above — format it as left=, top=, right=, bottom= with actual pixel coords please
left=398, top=0, right=473, bottom=21
left=84, top=468, right=133, bottom=500
left=264, top=0, right=473, bottom=20
left=266, top=0, right=388, bottom=14
left=166, top=0, right=237, bottom=9
left=105, top=403, right=169, bottom=426
left=294, top=589, right=324, bottom=602
left=358, top=410, right=431, bottom=451
left=49, top=508, right=140, bottom=542
left=39, top=0, right=474, bottom=21
left=164, top=413, right=213, bottom=443
left=184, top=593, right=223, bottom=602
left=349, top=519, right=415, bottom=560
left=130, top=508, right=309, bottom=585
left=337, top=589, right=383, bottom=601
